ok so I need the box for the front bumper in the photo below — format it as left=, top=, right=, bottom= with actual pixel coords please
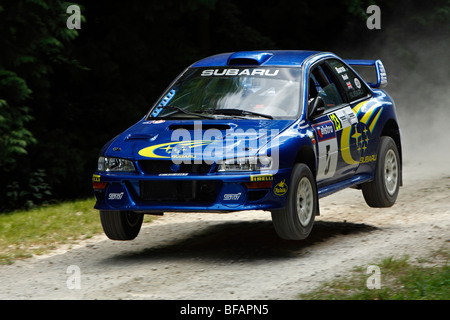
left=92, top=168, right=291, bottom=213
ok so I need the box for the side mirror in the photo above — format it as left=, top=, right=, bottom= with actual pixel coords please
left=309, top=96, right=325, bottom=118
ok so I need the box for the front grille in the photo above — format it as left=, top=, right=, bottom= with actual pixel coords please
left=140, top=180, right=219, bottom=203
left=139, top=160, right=212, bottom=174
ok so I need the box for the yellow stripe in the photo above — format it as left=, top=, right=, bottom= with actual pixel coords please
left=369, top=108, right=383, bottom=133
left=360, top=105, right=378, bottom=124
left=352, top=101, right=368, bottom=115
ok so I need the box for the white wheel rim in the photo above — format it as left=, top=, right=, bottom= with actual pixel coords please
left=296, top=177, right=313, bottom=226
left=384, top=149, right=398, bottom=196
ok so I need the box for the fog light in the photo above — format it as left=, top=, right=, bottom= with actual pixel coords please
left=93, top=181, right=108, bottom=190
left=244, top=181, right=272, bottom=189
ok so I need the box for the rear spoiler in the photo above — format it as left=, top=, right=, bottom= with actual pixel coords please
left=344, top=59, right=387, bottom=89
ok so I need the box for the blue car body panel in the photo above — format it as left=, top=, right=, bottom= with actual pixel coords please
left=93, top=50, right=401, bottom=214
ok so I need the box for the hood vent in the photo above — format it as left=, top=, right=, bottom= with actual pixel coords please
left=125, top=133, right=158, bottom=140
left=169, top=124, right=230, bottom=131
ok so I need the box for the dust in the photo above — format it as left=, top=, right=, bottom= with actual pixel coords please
left=384, top=29, right=449, bottom=175
left=387, top=40, right=450, bottom=182
left=338, top=21, right=450, bottom=182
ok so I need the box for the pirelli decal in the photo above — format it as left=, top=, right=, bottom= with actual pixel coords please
left=250, top=174, right=273, bottom=182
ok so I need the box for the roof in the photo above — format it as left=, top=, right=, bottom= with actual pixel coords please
left=190, top=50, right=321, bottom=68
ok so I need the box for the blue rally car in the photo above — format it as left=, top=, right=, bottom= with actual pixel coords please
left=92, top=50, right=402, bottom=241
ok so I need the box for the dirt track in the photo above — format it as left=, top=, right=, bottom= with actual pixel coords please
left=0, top=155, right=449, bottom=300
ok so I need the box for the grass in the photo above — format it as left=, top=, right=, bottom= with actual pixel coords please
left=299, top=248, right=449, bottom=300
left=0, top=198, right=155, bottom=264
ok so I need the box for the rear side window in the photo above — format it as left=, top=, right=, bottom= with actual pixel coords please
left=326, top=59, right=370, bottom=102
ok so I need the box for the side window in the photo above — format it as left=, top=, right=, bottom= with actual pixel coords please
left=326, top=59, right=370, bottom=102
left=308, top=64, right=345, bottom=112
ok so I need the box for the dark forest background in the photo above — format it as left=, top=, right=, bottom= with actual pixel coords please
left=0, top=0, right=449, bottom=211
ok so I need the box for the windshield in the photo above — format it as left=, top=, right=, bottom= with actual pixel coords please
left=149, top=67, right=302, bottom=120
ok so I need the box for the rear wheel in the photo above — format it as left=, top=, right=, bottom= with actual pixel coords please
left=271, top=163, right=317, bottom=240
left=362, top=136, right=400, bottom=207
left=100, top=210, right=143, bottom=240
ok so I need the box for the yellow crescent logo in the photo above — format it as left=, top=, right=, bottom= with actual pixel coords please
left=138, top=140, right=213, bottom=158
left=340, top=125, right=360, bottom=165
left=340, top=102, right=383, bottom=165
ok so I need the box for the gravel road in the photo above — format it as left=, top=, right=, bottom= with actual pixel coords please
left=1, top=155, right=449, bottom=300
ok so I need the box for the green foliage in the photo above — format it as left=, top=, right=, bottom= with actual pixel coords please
left=0, top=72, right=35, bottom=167
left=344, top=0, right=378, bottom=21
left=0, top=0, right=83, bottom=211
left=5, top=169, right=52, bottom=210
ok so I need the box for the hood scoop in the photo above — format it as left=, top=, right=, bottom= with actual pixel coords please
left=169, top=124, right=231, bottom=131
left=125, top=133, right=158, bottom=141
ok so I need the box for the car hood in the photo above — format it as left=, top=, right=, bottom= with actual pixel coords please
left=104, top=118, right=295, bottom=162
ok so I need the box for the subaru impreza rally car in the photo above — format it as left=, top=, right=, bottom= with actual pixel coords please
left=93, top=50, right=402, bottom=241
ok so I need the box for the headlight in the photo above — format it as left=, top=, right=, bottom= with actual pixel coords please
left=98, top=157, right=135, bottom=172
left=218, top=156, right=272, bottom=172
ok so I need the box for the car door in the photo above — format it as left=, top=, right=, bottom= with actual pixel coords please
left=308, top=61, right=361, bottom=187
left=325, top=59, right=381, bottom=174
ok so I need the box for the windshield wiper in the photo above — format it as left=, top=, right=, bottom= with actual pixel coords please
left=158, top=105, right=216, bottom=120
left=203, top=108, right=274, bottom=120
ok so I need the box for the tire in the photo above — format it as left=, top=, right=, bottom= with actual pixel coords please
left=271, top=163, right=317, bottom=240
left=362, top=136, right=400, bottom=207
left=100, top=210, right=143, bottom=240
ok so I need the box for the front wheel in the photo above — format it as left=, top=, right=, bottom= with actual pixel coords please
left=100, top=210, right=143, bottom=240
left=271, top=163, right=317, bottom=240
left=362, top=136, right=400, bottom=207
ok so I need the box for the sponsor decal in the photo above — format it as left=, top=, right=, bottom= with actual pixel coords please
left=250, top=174, right=273, bottom=182
left=92, top=174, right=100, bottom=182
left=201, top=69, right=280, bottom=77
left=220, top=184, right=246, bottom=207
left=158, top=173, right=189, bottom=176
left=108, top=192, right=124, bottom=200
left=360, top=154, right=377, bottom=163
left=349, top=88, right=364, bottom=99
left=312, top=120, right=336, bottom=142
left=223, top=193, right=242, bottom=201
left=329, top=113, right=342, bottom=131
left=335, top=66, right=346, bottom=74
left=346, top=81, right=353, bottom=90
left=274, top=179, right=288, bottom=196
left=341, top=73, right=349, bottom=80
left=138, top=140, right=213, bottom=159
left=354, top=78, right=361, bottom=89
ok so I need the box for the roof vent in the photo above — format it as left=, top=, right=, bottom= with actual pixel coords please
left=227, top=52, right=273, bottom=66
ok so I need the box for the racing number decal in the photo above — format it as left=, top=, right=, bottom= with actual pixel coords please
left=312, top=121, right=338, bottom=181
left=329, top=114, right=342, bottom=131
left=317, top=140, right=338, bottom=180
